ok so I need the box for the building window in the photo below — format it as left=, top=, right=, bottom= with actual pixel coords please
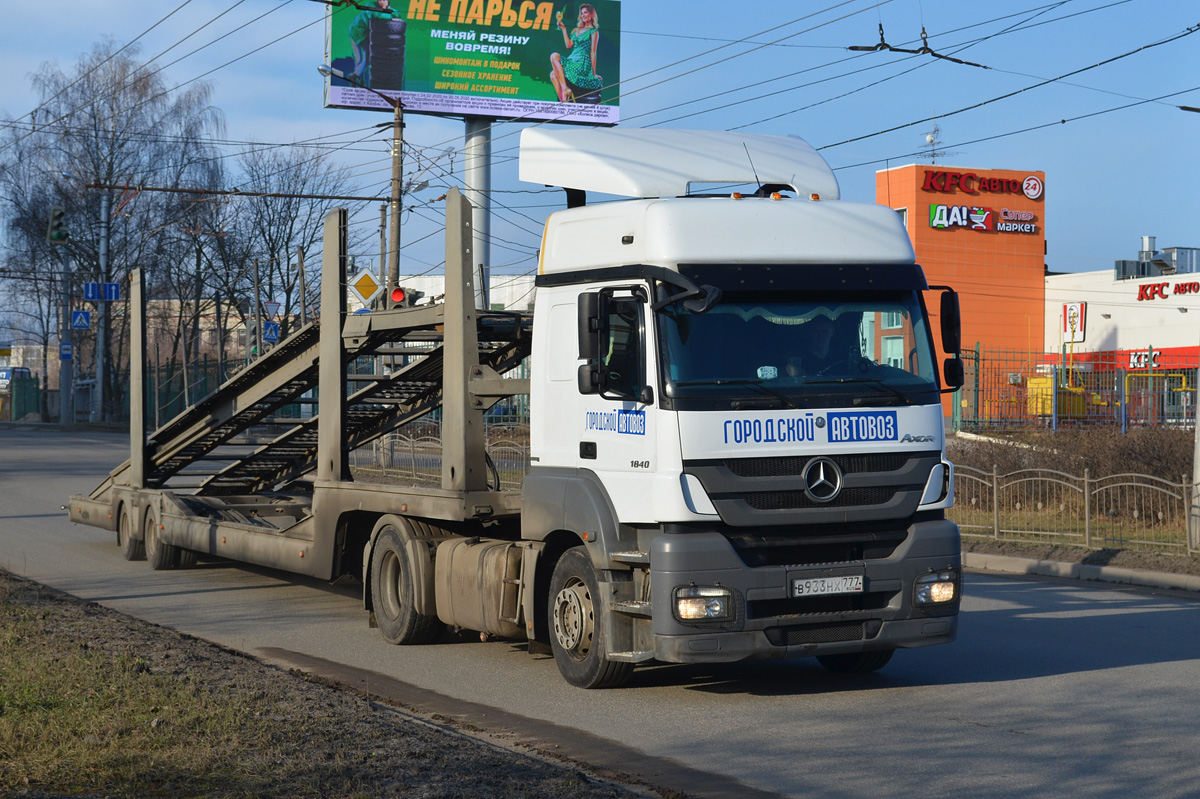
left=859, top=315, right=875, bottom=360
left=882, top=335, right=905, bottom=369
left=882, top=311, right=904, bottom=330
left=894, top=207, right=908, bottom=229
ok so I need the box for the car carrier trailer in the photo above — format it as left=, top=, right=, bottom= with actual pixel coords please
left=70, top=128, right=964, bottom=688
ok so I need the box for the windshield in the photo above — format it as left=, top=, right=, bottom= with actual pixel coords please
left=657, top=289, right=940, bottom=409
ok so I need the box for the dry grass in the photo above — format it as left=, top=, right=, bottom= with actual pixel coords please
left=0, top=571, right=641, bottom=799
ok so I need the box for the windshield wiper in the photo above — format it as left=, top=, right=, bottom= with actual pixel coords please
left=673, top=378, right=799, bottom=410
left=801, top=377, right=917, bottom=406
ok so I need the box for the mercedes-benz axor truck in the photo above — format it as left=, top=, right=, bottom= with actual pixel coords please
left=69, top=128, right=964, bottom=688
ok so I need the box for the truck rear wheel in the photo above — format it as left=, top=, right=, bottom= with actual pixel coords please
left=144, top=508, right=179, bottom=571
left=117, top=506, right=144, bottom=561
left=370, top=524, right=442, bottom=645
left=548, top=547, right=633, bottom=689
left=817, top=649, right=894, bottom=674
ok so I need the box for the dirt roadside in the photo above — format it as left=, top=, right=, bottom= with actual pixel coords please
left=0, top=569, right=656, bottom=799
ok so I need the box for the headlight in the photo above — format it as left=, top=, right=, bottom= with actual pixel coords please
left=914, top=571, right=958, bottom=604
left=674, top=585, right=733, bottom=621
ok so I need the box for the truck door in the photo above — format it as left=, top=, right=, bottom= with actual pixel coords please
left=579, top=287, right=657, bottom=522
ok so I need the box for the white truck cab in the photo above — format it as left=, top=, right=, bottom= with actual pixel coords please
left=520, top=128, right=962, bottom=686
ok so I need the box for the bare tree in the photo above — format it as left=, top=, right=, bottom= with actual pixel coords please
left=0, top=40, right=224, bottom=420
left=234, top=146, right=364, bottom=337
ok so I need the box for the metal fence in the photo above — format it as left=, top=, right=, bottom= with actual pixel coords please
left=951, top=464, right=1199, bottom=554
left=348, top=416, right=532, bottom=491
left=954, top=346, right=1198, bottom=432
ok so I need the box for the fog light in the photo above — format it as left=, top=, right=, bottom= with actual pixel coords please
left=915, top=571, right=958, bottom=604
left=674, top=585, right=733, bottom=621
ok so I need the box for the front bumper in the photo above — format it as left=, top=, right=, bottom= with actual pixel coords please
left=646, top=518, right=960, bottom=664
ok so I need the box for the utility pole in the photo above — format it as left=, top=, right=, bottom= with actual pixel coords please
left=378, top=203, right=387, bottom=290
left=96, top=191, right=110, bottom=422
left=316, top=66, right=404, bottom=292
left=59, top=269, right=72, bottom=426
left=253, top=260, right=262, bottom=361
left=387, top=99, right=403, bottom=292
left=296, top=246, right=308, bottom=326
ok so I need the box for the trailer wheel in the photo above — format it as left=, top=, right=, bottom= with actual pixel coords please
left=817, top=648, right=895, bottom=675
left=117, top=506, right=144, bottom=561
left=548, top=547, right=633, bottom=689
left=370, top=525, right=442, bottom=645
left=144, top=508, right=179, bottom=571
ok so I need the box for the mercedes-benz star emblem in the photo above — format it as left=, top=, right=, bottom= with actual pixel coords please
left=803, top=457, right=843, bottom=503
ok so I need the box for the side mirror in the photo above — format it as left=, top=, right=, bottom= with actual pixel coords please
left=940, top=290, right=961, bottom=355
left=578, top=291, right=600, bottom=359
left=578, top=362, right=598, bottom=395
left=943, top=358, right=964, bottom=391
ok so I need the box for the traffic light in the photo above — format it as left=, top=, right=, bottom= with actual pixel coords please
left=245, top=320, right=260, bottom=358
left=46, top=206, right=68, bottom=244
left=386, top=286, right=424, bottom=309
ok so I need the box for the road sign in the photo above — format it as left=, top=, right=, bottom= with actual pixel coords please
left=263, top=301, right=281, bottom=321
left=103, top=282, right=121, bottom=302
left=71, top=310, right=91, bottom=329
left=349, top=269, right=382, bottom=307
left=83, top=282, right=101, bottom=301
left=262, top=321, right=280, bottom=343
left=60, top=342, right=73, bottom=360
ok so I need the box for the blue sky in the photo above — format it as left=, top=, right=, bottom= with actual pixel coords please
left=2, top=0, right=1197, bottom=282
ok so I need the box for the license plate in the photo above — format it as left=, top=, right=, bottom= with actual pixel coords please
left=792, top=575, right=864, bottom=597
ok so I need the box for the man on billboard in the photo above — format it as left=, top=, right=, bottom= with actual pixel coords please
left=347, top=0, right=406, bottom=88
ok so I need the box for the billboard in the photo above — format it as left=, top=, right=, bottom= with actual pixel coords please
left=325, top=0, right=620, bottom=125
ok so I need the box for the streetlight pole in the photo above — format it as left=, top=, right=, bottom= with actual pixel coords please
left=319, top=65, right=403, bottom=292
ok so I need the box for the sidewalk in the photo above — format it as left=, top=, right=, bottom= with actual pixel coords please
left=963, top=552, right=1200, bottom=593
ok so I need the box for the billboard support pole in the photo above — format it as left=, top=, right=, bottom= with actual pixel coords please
left=464, top=117, right=491, bottom=310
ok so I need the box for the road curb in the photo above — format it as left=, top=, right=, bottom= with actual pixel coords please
left=963, top=552, right=1200, bottom=593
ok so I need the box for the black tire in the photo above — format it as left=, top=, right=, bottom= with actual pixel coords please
left=144, top=508, right=179, bottom=571
left=176, top=549, right=198, bottom=568
left=817, top=649, right=895, bottom=675
left=370, top=524, right=442, bottom=645
left=117, top=505, right=144, bottom=561
left=547, top=547, right=633, bottom=689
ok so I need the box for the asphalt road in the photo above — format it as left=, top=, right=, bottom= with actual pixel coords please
left=3, top=427, right=1200, bottom=799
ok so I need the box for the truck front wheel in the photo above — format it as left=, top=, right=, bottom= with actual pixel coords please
left=817, top=649, right=895, bottom=674
left=370, top=525, right=442, bottom=645
left=548, top=547, right=633, bottom=689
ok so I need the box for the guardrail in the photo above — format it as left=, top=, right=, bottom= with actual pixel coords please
left=952, top=465, right=1199, bottom=554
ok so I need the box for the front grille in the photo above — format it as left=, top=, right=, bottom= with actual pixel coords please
left=748, top=591, right=895, bottom=619
left=725, top=527, right=908, bottom=567
left=764, top=621, right=865, bottom=646
left=745, top=486, right=897, bottom=510
left=726, top=452, right=909, bottom=478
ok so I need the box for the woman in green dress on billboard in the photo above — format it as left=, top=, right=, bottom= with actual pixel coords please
left=550, top=4, right=603, bottom=103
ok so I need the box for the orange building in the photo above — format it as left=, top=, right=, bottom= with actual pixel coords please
left=877, top=165, right=1047, bottom=413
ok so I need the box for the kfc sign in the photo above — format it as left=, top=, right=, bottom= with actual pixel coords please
left=1063, top=302, right=1086, bottom=343
left=1129, top=350, right=1160, bottom=369
left=1136, top=280, right=1200, bottom=301
left=922, top=170, right=1044, bottom=199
